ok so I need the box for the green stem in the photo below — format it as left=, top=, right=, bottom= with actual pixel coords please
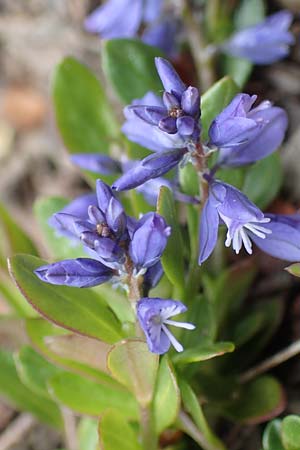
left=177, top=410, right=226, bottom=450
left=140, top=406, right=158, bottom=450
left=182, top=2, right=215, bottom=91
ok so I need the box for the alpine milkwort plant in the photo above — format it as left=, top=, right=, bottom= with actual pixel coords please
left=4, top=3, right=300, bottom=450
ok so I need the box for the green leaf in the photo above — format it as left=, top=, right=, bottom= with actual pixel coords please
left=78, top=418, right=99, bottom=450
left=234, top=0, right=265, bottom=29
left=26, top=318, right=121, bottom=388
left=285, top=263, right=300, bottom=278
left=52, top=56, right=119, bottom=154
left=282, top=415, right=300, bottom=450
left=157, top=187, right=185, bottom=292
left=262, top=420, right=285, bottom=450
left=179, top=380, right=225, bottom=450
left=102, top=39, right=163, bottom=103
left=243, top=152, right=283, bottom=209
left=15, top=346, right=61, bottom=399
left=49, top=371, right=139, bottom=419
left=204, top=260, right=257, bottom=335
left=0, top=273, right=36, bottom=317
left=153, top=356, right=180, bottom=434
left=0, top=202, right=38, bottom=262
left=0, top=349, right=62, bottom=428
left=9, top=254, right=123, bottom=343
left=223, top=376, right=285, bottom=424
left=179, top=163, right=199, bottom=197
left=98, top=409, right=142, bottom=450
left=34, top=196, right=85, bottom=260
left=201, top=77, right=239, bottom=141
left=107, top=339, right=158, bottom=407
left=173, top=341, right=235, bottom=365
left=222, top=56, right=253, bottom=88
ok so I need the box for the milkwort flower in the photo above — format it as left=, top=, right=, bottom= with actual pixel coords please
left=84, top=0, right=162, bottom=39
left=250, top=213, right=300, bottom=262
left=130, top=58, right=201, bottom=140
left=35, top=180, right=170, bottom=289
left=137, top=298, right=195, bottom=354
left=113, top=58, right=201, bottom=191
left=199, top=180, right=272, bottom=264
left=222, top=10, right=294, bottom=65
left=208, top=93, right=288, bottom=167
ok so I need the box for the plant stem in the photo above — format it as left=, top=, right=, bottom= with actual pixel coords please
left=140, top=406, right=158, bottom=450
left=239, top=339, right=300, bottom=384
left=178, top=410, right=226, bottom=450
left=182, top=2, right=215, bottom=91
left=61, top=407, right=78, bottom=450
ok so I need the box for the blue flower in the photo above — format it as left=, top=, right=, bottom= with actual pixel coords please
left=129, top=213, right=171, bottom=271
left=35, top=181, right=171, bottom=289
left=35, top=258, right=114, bottom=288
left=222, top=10, right=294, bottom=65
left=85, top=0, right=162, bottom=39
left=122, top=92, right=186, bottom=151
left=137, top=298, right=195, bottom=354
left=130, top=58, right=200, bottom=140
left=208, top=94, right=288, bottom=167
left=199, top=180, right=272, bottom=264
left=250, top=213, right=300, bottom=262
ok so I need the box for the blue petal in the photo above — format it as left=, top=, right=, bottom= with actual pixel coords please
left=198, top=195, right=220, bottom=264
left=84, top=0, right=143, bottom=39
left=218, top=106, right=288, bottom=166
left=112, top=149, right=187, bottom=191
left=251, top=218, right=300, bottom=262
left=155, top=57, right=186, bottom=97
left=34, top=258, right=113, bottom=288
left=129, top=213, right=170, bottom=269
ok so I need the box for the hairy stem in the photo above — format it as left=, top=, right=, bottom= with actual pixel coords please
left=178, top=410, right=226, bottom=450
left=240, top=339, right=300, bottom=383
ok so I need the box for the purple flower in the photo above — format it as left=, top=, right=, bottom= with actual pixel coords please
left=137, top=298, right=195, bottom=354
left=250, top=213, right=300, bottom=262
left=222, top=10, right=294, bottom=64
left=34, top=258, right=114, bottom=288
left=51, top=181, right=127, bottom=267
left=112, top=148, right=187, bottom=191
left=130, top=58, right=200, bottom=141
left=84, top=0, right=162, bottom=40
left=49, top=193, right=97, bottom=241
left=208, top=94, right=288, bottom=167
left=143, top=261, right=164, bottom=290
left=129, top=213, right=171, bottom=271
left=122, top=92, right=187, bottom=152
left=199, top=180, right=272, bottom=264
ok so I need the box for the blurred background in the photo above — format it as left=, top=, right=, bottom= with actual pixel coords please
left=0, top=1, right=300, bottom=449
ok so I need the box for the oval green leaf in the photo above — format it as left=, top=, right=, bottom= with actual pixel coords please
left=262, top=419, right=285, bottom=450
left=99, top=409, right=142, bottom=450
left=282, top=415, right=300, bottom=450
left=173, top=341, right=235, bottom=365
left=49, top=371, right=139, bottom=419
left=9, top=254, right=123, bottom=343
left=107, top=339, right=158, bottom=407
left=153, top=356, right=180, bottom=434
left=102, top=39, right=163, bottom=103
left=52, top=56, right=119, bottom=154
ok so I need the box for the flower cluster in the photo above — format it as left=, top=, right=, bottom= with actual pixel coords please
left=35, top=180, right=195, bottom=354
left=113, top=57, right=300, bottom=265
